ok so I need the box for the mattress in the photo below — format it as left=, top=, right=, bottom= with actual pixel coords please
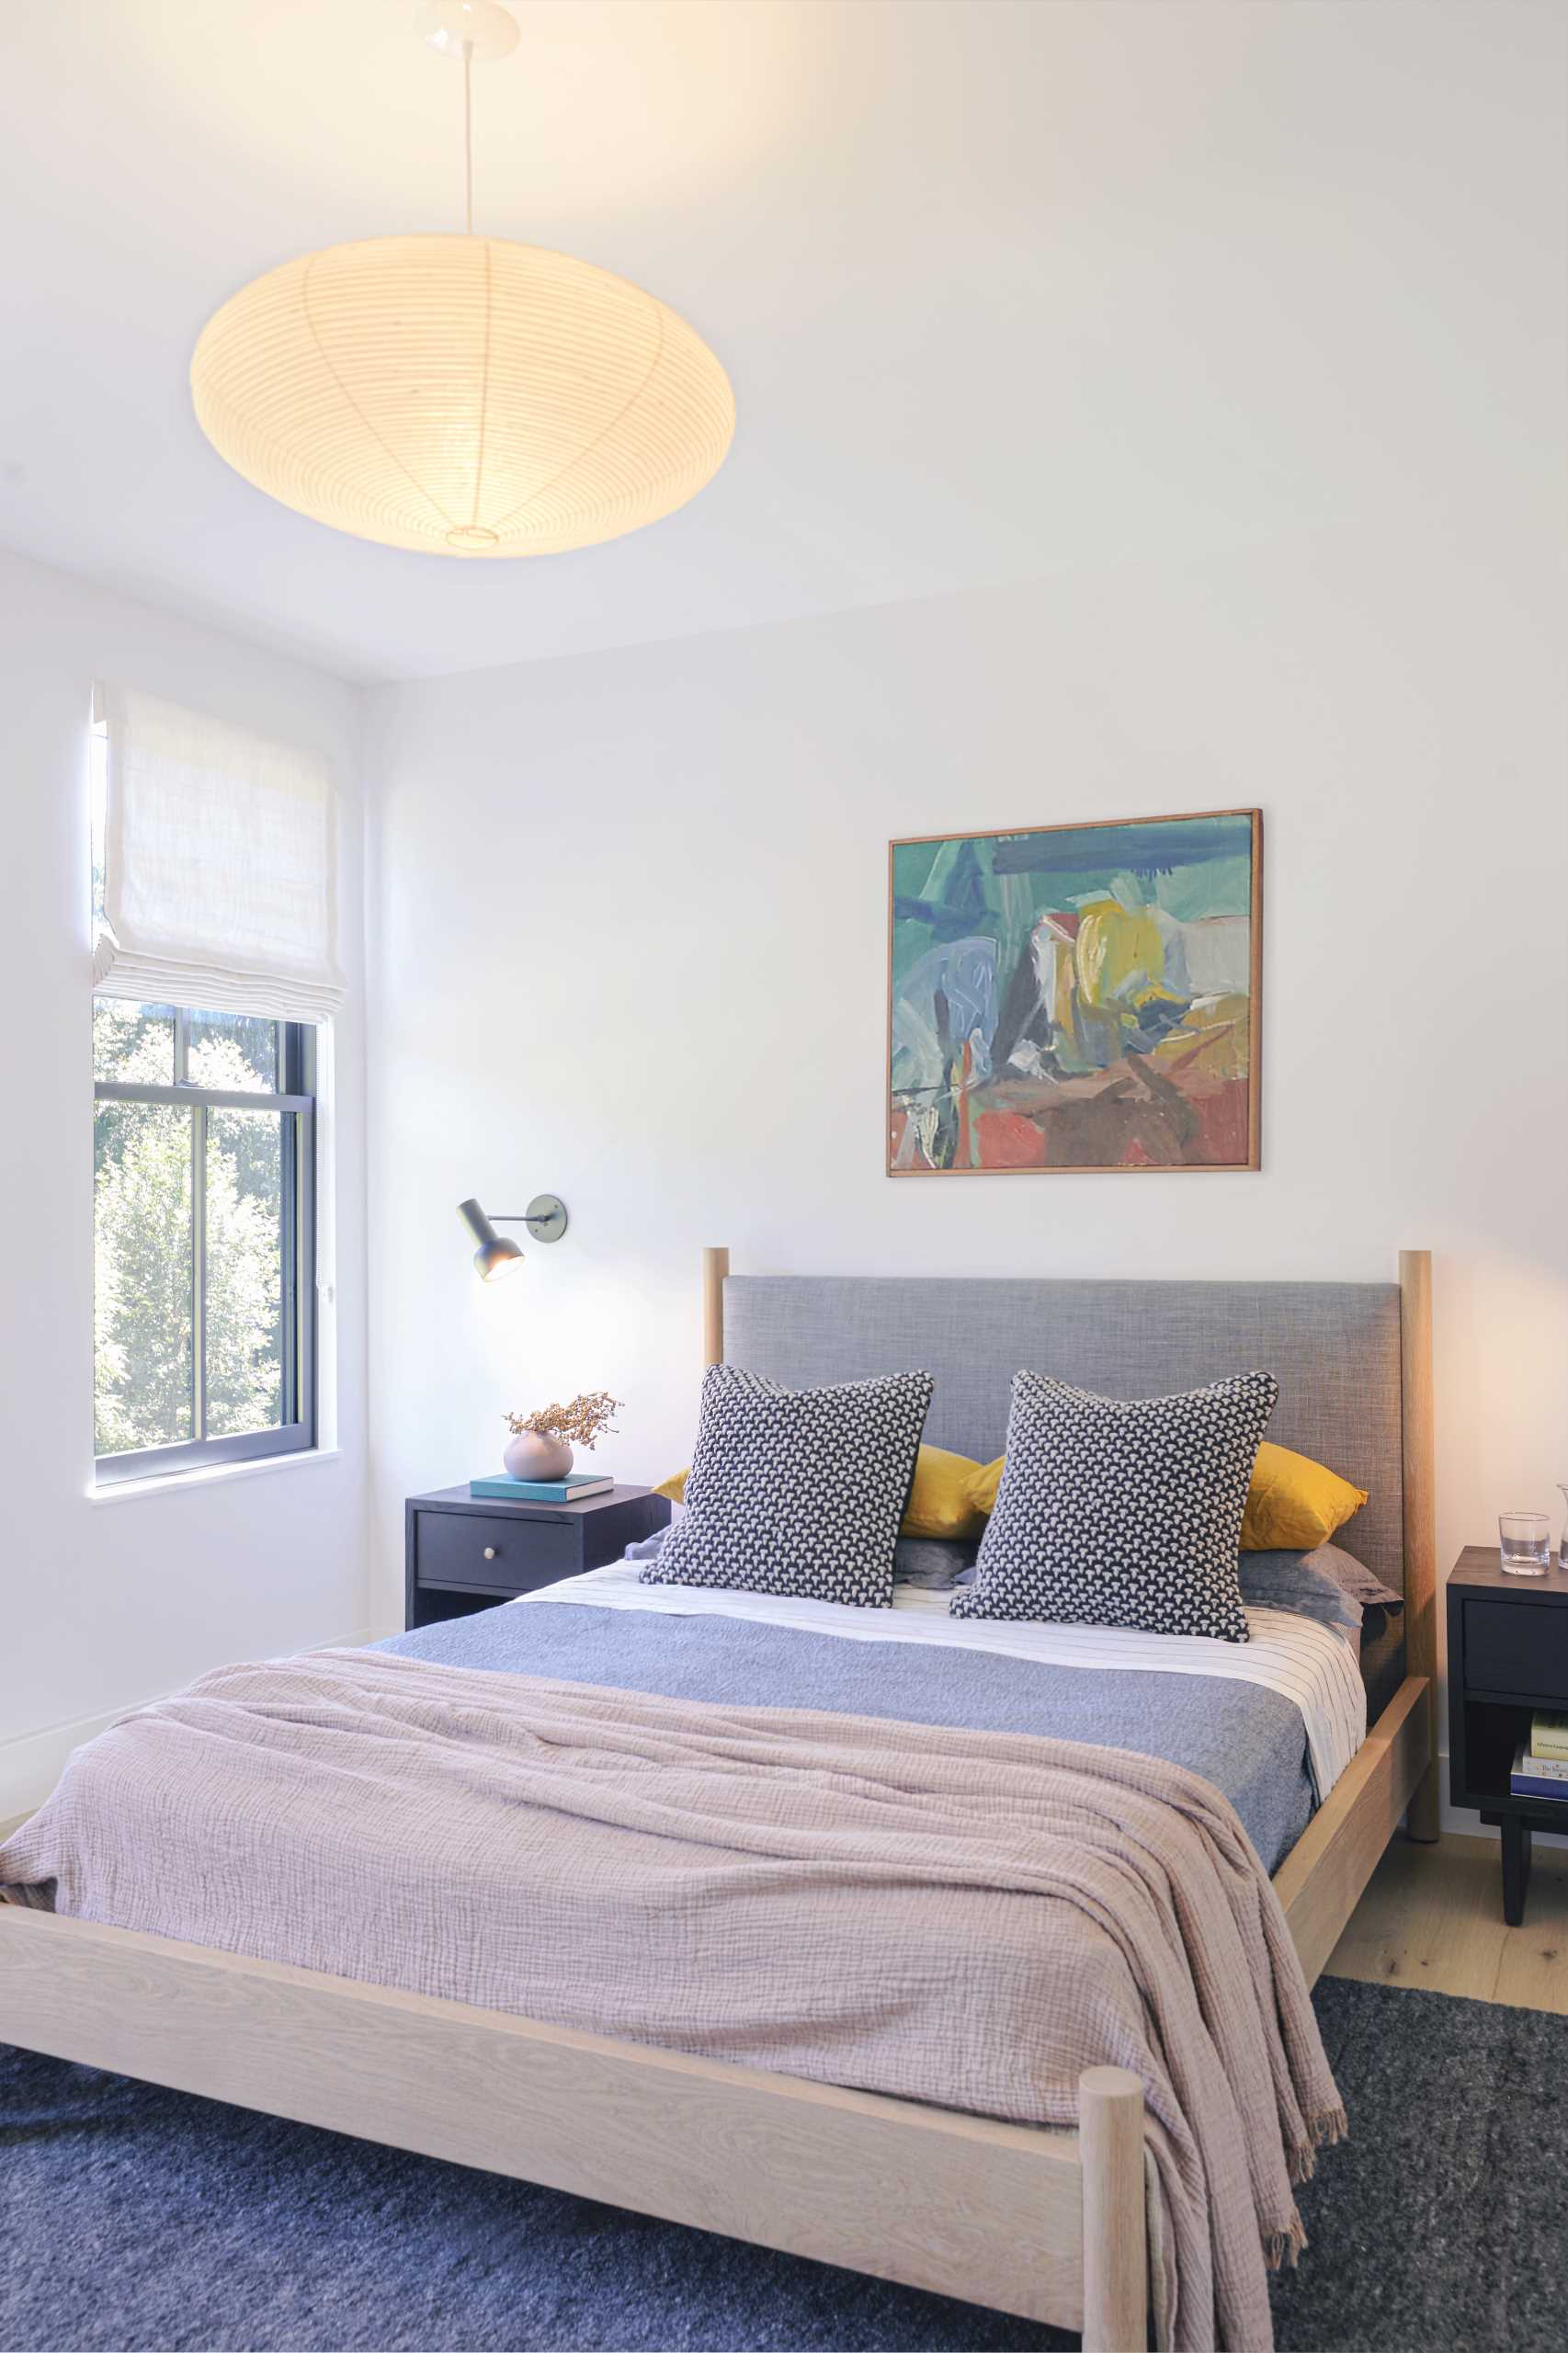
left=378, top=1561, right=1367, bottom=1872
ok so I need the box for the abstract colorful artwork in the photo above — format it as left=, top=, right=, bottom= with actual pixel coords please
left=888, top=810, right=1261, bottom=1175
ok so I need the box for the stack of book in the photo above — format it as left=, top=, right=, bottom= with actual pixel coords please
left=469, top=1471, right=615, bottom=1503
left=1509, top=1712, right=1568, bottom=1801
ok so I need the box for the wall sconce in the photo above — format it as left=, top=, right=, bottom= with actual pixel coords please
left=457, top=1195, right=568, bottom=1282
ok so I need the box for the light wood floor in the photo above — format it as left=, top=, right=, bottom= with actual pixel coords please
left=1324, top=1829, right=1568, bottom=2011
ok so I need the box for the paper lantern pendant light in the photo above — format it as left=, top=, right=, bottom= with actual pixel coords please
left=189, top=4, right=733, bottom=559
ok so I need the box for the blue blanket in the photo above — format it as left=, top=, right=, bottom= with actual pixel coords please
left=378, top=1597, right=1314, bottom=1870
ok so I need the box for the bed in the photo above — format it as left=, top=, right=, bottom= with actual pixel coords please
left=0, top=1248, right=1438, bottom=2352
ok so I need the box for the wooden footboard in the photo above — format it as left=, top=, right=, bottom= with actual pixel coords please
left=0, top=1903, right=1154, bottom=2349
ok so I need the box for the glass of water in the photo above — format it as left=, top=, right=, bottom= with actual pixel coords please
left=1499, top=1512, right=1551, bottom=1575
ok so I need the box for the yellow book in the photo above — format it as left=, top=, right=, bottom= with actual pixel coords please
left=1530, top=1711, right=1568, bottom=1761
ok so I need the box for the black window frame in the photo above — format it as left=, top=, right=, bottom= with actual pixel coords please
left=93, top=1006, right=317, bottom=1485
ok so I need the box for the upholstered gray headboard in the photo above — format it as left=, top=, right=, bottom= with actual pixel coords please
left=722, top=1274, right=1407, bottom=1603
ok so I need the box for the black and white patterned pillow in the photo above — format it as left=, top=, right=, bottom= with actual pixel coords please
left=950, top=1370, right=1278, bottom=1643
left=639, top=1363, right=934, bottom=1608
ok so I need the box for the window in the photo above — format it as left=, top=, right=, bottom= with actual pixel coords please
left=87, top=685, right=337, bottom=1486
left=93, top=997, right=316, bottom=1483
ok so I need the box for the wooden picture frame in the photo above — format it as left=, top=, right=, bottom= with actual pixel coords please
left=888, top=807, right=1264, bottom=1176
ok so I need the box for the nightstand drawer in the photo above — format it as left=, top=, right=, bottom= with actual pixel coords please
left=414, top=1511, right=578, bottom=1593
left=1463, top=1598, right=1568, bottom=1699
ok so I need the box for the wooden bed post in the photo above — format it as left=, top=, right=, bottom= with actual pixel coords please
left=1079, top=2066, right=1149, bottom=2353
left=702, top=1246, right=729, bottom=1368
left=1399, top=1249, right=1440, bottom=1843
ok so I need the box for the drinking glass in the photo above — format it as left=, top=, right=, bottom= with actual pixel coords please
left=1499, top=1512, right=1551, bottom=1576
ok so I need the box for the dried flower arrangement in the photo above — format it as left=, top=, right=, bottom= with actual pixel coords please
left=504, top=1390, right=622, bottom=1452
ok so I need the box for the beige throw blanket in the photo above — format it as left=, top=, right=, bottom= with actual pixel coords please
left=0, top=1650, right=1343, bottom=2351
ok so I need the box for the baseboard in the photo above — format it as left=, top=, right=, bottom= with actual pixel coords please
left=0, top=1630, right=374, bottom=1821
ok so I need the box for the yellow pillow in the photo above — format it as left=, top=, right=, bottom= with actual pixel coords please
left=902, top=1445, right=988, bottom=1540
left=964, top=1456, right=1007, bottom=1517
left=654, top=1445, right=988, bottom=1540
left=1239, top=1441, right=1368, bottom=1552
left=960, top=1440, right=1365, bottom=1552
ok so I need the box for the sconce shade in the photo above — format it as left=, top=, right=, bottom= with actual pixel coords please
left=457, top=1197, right=524, bottom=1282
left=190, top=236, right=735, bottom=558
left=476, top=1236, right=524, bottom=1281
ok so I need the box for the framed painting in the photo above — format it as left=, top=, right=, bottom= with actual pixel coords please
left=888, top=808, right=1262, bottom=1176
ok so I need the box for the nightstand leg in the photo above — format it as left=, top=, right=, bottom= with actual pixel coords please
left=1501, top=1816, right=1533, bottom=1927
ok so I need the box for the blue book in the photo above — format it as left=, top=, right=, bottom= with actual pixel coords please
left=469, top=1473, right=614, bottom=1503
left=1509, top=1748, right=1568, bottom=1802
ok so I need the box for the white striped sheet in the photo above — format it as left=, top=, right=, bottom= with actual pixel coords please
left=518, top=1559, right=1367, bottom=1802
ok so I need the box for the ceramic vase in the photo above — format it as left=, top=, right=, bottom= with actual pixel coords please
left=503, top=1429, right=574, bottom=1482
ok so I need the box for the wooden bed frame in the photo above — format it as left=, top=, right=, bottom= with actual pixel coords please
left=0, top=1251, right=1438, bottom=2353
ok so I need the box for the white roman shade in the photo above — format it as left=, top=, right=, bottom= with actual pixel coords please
left=93, top=685, right=344, bottom=1022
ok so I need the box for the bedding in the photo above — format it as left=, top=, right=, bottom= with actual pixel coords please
left=672, top=1438, right=1369, bottom=1553
left=0, top=1647, right=1342, bottom=2353
left=1233, top=1545, right=1404, bottom=1720
left=640, top=1526, right=978, bottom=1592
left=1239, top=1540, right=1401, bottom=1613
left=926, top=1440, right=1369, bottom=1556
left=895, top=1440, right=989, bottom=1538
left=645, top=1518, right=978, bottom=1588
left=378, top=1558, right=1365, bottom=1863
left=962, top=1451, right=1007, bottom=1514
left=1235, top=1549, right=1369, bottom=1641
left=1239, top=1443, right=1368, bottom=1552
left=640, top=1363, right=933, bottom=1607
left=537, top=1558, right=1362, bottom=1801
left=892, top=1532, right=977, bottom=1586
left=657, top=1441, right=991, bottom=1540
left=954, top=1370, right=1278, bottom=1643
left=643, top=1528, right=1398, bottom=1620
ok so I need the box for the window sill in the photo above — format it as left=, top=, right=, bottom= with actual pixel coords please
left=86, top=1447, right=341, bottom=1505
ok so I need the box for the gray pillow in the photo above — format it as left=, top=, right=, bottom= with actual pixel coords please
left=1239, top=1542, right=1401, bottom=1615
left=892, top=1536, right=977, bottom=1589
left=1236, top=1551, right=1364, bottom=1644
left=625, top=1525, right=671, bottom=1563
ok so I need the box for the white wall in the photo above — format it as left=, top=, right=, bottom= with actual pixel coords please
left=363, top=518, right=1567, bottom=1684
left=0, top=550, right=369, bottom=1816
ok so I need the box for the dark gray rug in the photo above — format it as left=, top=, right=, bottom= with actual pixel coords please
left=2, top=1976, right=1564, bottom=2351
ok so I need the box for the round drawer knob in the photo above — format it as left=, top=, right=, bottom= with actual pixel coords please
left=483, top=1546, right=497, bottom=1562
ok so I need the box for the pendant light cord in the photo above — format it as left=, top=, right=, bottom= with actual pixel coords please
left=463, top=39, right=474, bottom=235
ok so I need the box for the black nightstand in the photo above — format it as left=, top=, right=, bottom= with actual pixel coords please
left=1447, top=1543, right=1568, bottom=1924
left=404, top=1483, right=670, bottom=1631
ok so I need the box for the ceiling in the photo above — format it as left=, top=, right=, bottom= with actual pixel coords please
left=1, top=1, right=1560, bottom=682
